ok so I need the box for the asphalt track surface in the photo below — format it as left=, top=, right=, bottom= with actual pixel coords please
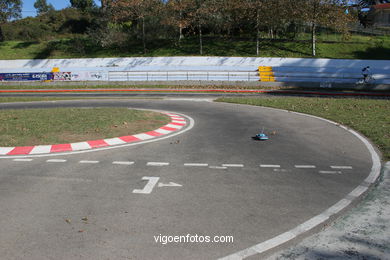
left=0, top=99, right=376, bottom=259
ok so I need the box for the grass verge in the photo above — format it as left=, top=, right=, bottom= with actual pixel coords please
left=1, top=35, right=389, bottom=59
left=0, top=108, right=170, bottom=146
left=216, top=97, right=390, bottom=160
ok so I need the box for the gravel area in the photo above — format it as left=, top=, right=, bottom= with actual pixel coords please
left=267, top=162, right=390, bottom=260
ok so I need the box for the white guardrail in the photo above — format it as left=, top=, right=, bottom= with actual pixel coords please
left=107, top=70, right=390, bottom=84
left=108, top=71, right=260, bottom=82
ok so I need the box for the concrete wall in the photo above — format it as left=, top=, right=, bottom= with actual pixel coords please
left=0, top=57, right=389, bottom=87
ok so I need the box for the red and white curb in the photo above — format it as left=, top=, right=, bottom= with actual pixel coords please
left=0, top=112, right=188, bottom=156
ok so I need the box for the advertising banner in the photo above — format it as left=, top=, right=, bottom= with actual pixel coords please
left=53, top=72, right=72, bottom=81
left=0, top=73, right=53, bottom=81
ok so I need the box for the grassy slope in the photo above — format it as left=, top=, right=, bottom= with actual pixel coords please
left=217, top=97, right=390, bottom=160
left=0, top=34, right=389, bottom=60
left=0, top=108, right=170, bottom=146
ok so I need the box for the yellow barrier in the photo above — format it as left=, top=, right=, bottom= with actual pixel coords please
left=258, top=66, right=275, bottom=82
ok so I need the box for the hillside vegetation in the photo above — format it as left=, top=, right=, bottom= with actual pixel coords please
left=0, top=2, right=389, bottom=60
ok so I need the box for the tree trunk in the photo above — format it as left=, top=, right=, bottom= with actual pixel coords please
left=0, top=25, right=3, bottom=42
left=142, top=17, right=146, bottom=54
left=199, top=21, right=203, bottom=55
left=311, top=22, right=316, bottom=56
left=256, top=10, right=260, bottom=56
left=179, top=10, right=184, bottom=44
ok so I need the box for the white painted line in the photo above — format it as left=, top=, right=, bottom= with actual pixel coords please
left=46, top=159, right=67, bottom=163
left=331, top=166, right=353, bottom=169
left=324, top=199, right=351, bottom=216
left=158, top=182, right=182, bottom=187
left=133, top=177, right=160, bottom=194
left=112, top=161, right=134, bottom=165
left=349, top=185, right=368, bottom=198
left=319, top=171, right=342, bottom=174
left=295, top=165, right=316, bottom=169
left=260, top=164, right=280, bottom=168
left=291, top=215, right=329, bottom=235
left=133, top=133, right=154, bottom=140
left=209, top=166, right=228, bottom=169
left=71, top=142, right=91, bottom=151
left=0, top=147, right=15, bottom=155
left=220, top=232, right=296, bottom=259
left=222, top=164, right=244, bottom=168
left=13, top=159, right=33, bottom=162
left=103, top=137, right=127, bottom=146
left=184, top=163, right=209, bottom=167
left=79, top=160, right=100, bottom=164
left=29, top=145, right=52, bottom=154
left=147, top=162, right=170, bottom=166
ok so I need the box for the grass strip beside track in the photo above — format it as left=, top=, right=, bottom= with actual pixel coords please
left=217, top=97, right=390, bottom=160
left=0, top=108, right=170, bottom=147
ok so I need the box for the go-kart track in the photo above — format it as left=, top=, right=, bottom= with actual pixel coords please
left=0, top=98, right=380, bottom=260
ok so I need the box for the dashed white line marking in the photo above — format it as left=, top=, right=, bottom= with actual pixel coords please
left=260, top=164, right=281, bottom=168
left=46, top=159, right=67, bottom=163
left=79, top=160, right=100, bottom=164
left=222, top=164, right=244, bottom=168
left=209, top=166, right=228, bottom=169
left=112, top=161, right=135, bottom=165
left=147, top=162, right=170, bottom=166
left=184, top=163, right=209, bottom=167
left=13, top=159, right=33, bottom=162
left=331, top=166, right=353, bottom=169
left=319, top=170, right=342, bottom=174
left=295, top=165, right=316, bottom=169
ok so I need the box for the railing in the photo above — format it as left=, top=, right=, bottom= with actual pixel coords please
left=108, top=71, right=260, bottom=82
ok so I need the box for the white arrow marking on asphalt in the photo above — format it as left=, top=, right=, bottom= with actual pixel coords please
left=133, top=177, right=160, bottom=194
left=158, top=182, right=182, bottom=187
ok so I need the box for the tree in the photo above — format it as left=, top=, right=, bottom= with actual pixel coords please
left=299, top=0, right=354, bottom=56
left=34, top=0, right=54, bottom=15
left=165, top=0, right=194, bottom=44
left=111, top=0, right=163, bottom=54
left=70, top=0, right=95, bottom=11
left=0, top=0, right=22, bottom=41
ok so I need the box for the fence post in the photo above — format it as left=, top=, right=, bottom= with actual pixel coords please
left=146, top=72, right=149, bottom=81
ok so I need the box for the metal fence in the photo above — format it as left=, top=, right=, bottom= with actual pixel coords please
left=108, top=71, right=260, bottom=82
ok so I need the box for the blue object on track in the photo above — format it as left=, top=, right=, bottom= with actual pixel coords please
left=256, top=133, right=269, bottom=140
